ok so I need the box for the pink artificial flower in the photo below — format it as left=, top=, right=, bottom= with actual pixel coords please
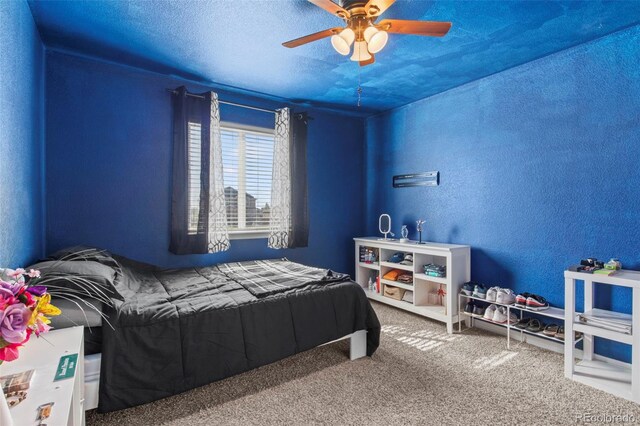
left=22, top=290, right=35, bottom=307
left=0, top=303, right=31, bottom=343
left=34, top=316, right=51, bottom=336
left=0, top=329, right=31, bottom=362
left=9, top=268, right=26, bottom=279
left=0, top=288, right=17, bottom=309
left=27, top=269, right=41, bottom=278
left=0, top=343, right=20, bottom=362
left=0, top=279, right=22, bottom=295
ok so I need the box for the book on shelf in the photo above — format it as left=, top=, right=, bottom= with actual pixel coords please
left=593, top=269, right=616, bottom=276
left=568, top=265, right=617, bottom=275
left=578, top=309, right=632, bottom=334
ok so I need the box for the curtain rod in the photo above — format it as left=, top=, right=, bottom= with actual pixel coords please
left=166, top=89, right=277, bottom=114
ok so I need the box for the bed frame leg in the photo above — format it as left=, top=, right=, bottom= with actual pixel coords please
left=350, top=330, right=367, bottom=360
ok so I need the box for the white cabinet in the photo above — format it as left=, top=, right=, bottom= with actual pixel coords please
left=1, top=327, right=85, bottom=426
left=564, top=269, right=640, bottom=403
left=354, top=237, right=470, bottom=333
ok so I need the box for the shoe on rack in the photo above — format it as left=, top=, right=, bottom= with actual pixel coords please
left=461, top=282, right=475, bottom=296
left=472, top=284, right=487, bottom=299
left=485, top=286, right=500, bottom=303
left=464, top=301, right=475, bottom=314
left=472, top=305, right=485, bottom=316
left=483, top=304, right=498, bottom=321
left=507, top=311, right=518, bottom=325
left=496, top=288, right=516, bottom=305
left=526, top=295, right=549, bottom=311
left=526, top=319, right=545, bottom=332
left=515, top=292, right=532, bottom=308
left=514, top=318, right=531, bottom=329
left=543, top=324, right=559, bottom=337
left=492, top=306, right=509, bottom=323
left=555, top=327, right=582, bottom=341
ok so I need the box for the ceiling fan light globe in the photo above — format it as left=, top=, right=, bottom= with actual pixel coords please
left=350, top=41, right=372, bottom=62
left=339, top=28, right=355, bottom=46
left=363, top=26, right=378, bottom=43
left=368, top=30, right=388, bottom=54
left=331, top=35, right=351, bottom=55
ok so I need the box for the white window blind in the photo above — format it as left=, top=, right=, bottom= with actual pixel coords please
left=221, top=124, right=274, bottom=232
left=187, top=122, right=202, bottom=235
left=186, top=122, right=274, bottom=236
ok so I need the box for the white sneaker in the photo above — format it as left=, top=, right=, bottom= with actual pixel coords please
left=485, top=286, right=500, bottom=302
left=492, top=306, right=508, bottom=323
left=483, top=304, right=498, bottom=321
left=507, top=312, right=518, bottom=325
left=496, top=288, right=516, bottom=305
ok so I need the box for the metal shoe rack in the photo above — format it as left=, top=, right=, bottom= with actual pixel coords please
left=458, top=293, right=583, bottom=349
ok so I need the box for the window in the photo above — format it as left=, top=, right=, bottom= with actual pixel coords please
left=187, top=122, right=203, bottom=235
left=187, top=122, right=274, bottom=238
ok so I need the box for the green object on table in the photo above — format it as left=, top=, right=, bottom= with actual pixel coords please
left=54, top=354, right=78, bottom=381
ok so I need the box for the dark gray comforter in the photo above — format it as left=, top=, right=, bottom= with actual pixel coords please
left=93, top=255, right=380, bottom=412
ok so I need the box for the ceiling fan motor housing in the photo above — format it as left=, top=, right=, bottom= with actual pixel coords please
left=348, top=15, right=375, bottom=40
left=340, top=0, right=369, bottom=9
left=338, top=0, right=381, bottom=19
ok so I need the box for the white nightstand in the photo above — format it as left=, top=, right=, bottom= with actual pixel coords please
left=1, top=326, right=85, bottom=426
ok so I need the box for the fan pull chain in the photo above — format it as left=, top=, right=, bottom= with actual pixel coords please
left=357, top=61, right=363, bottom=108
left=357, top=18, right=363, bottom=108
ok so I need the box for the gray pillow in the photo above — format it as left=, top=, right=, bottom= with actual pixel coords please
left=50, top=298, right=104, bottom=329
left=28, top=260, right=124, bottom=301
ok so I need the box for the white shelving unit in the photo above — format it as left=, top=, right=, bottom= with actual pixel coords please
left=1, top=327, right=85, bottom=426
left=354, top=237, right=470, bottom=334
left=564, top=269, right=640, bottom=403
left=459, top=293, right=581, bottom=349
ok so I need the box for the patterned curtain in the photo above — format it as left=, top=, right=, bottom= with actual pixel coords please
left=268, top=108, right=292, bottom=249
left=207, top=92, right=230, bottom=252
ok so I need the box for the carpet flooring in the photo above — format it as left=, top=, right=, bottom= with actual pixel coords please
left=87, top=301, right=640, bottom=425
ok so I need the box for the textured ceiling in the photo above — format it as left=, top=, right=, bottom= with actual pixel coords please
left=28, top=0, right=640, bottom=114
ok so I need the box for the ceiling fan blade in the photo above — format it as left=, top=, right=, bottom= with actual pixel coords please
left=307, top=0, right=350, bottom=19
left=365, top=0, right=395, bottom=17
left=282, top=27, right=342, bottom=48
left=360, top=54, right=375, bottom=67
left=377, top=19, right=452, bottom=37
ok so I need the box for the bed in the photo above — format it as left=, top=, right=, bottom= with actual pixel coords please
left=38, top=249, right=380, bottom=413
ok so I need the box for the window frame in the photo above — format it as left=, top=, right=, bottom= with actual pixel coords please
left=220, top=121, right=275, bottom=240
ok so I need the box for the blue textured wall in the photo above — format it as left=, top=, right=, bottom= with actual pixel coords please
left=45, top=51, right=365, bottom=275
left=365, top=26, right=640, bottom=362
left=0, top=0, right=45, bottom=267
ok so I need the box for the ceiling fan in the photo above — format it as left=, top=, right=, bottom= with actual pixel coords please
left=282, top=0, right=452, bottom=66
